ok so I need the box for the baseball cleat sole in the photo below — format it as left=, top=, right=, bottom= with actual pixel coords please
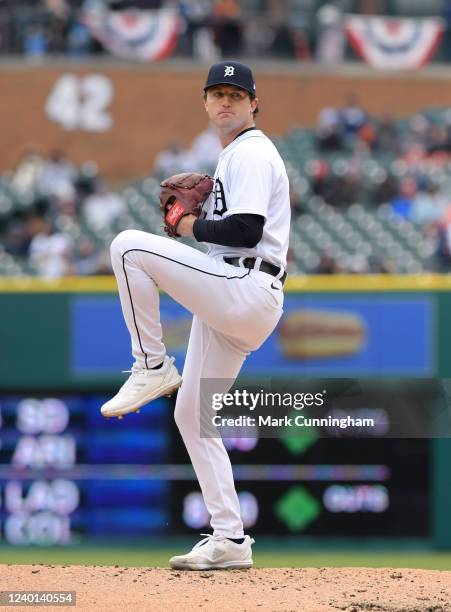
left=170, top=560, right=253, bottom=571
left=103, top=379, right=182, bottom=419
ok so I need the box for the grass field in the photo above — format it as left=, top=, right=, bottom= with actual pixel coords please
left=0, top=547, right=450, bottom=570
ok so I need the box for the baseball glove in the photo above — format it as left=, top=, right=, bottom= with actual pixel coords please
left=159, top=172, right=214, bottom=238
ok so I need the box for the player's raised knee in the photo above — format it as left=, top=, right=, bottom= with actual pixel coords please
left=110, top=229, right=143, bottom=257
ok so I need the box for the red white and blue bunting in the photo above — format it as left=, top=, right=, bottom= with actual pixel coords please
left=82, top=5, right=180, bottom=62
left=344, top=15, right=445, bottom=70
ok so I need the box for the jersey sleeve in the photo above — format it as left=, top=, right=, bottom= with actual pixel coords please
left=224, top=142, right=273, bottom=219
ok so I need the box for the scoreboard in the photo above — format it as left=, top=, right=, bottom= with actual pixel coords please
left=0, top=394, right=429, bottom=546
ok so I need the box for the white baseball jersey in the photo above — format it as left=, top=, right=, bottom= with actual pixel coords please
left=204, top=129, right=290, bottom=268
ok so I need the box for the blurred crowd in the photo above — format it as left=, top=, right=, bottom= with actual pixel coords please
left=0, top=123, right=222, bottom=278
left=2, top=0, right=451, bottom=63
left=178, top=0, right=312, bottom=61
left=287, top=95, right=451, bottom=273
left=3, top=101, right=451, bottom=277
left=0, top=0, right=313, bottom=60
left=1, top=147, right=120, bottom=276
left=315, top=94, right=451, bottom=158
left=153, top=124, right=222, bottom=178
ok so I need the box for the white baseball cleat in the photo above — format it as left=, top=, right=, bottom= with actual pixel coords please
left=100, top=355, right=182, bottom=418
left=169, top=534, right=255, bottom=570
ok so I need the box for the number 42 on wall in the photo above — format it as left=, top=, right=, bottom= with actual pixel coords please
left=45, top=74, right=113, bottom=132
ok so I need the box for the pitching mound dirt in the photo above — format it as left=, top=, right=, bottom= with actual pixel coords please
left=0, top=565, right=450, bottom=611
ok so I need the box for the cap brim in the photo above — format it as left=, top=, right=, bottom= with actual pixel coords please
left=204, top=81, right=255, bottom=95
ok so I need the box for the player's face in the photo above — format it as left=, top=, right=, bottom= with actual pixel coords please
left=204, top=85, right=258, bottom=134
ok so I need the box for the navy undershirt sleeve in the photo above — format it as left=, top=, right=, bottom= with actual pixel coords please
left=193, top=214, right=264, bottom=248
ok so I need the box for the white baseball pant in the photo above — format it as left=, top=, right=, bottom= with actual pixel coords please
left=110, top=230, right=283, bottom=538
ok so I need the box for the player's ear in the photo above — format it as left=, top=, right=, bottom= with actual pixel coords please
left=250, top=97, right=258, bottom=114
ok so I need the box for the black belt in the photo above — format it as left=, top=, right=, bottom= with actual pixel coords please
left=224, top=257, right=287, bottom=285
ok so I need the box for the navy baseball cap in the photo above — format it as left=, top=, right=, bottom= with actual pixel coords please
left=204, top=61, right=256, bottom=96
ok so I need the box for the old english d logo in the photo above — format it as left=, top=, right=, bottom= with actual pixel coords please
left=213, top=179, right=227, bottom=216
left=224, top=65, right=235, bottom=76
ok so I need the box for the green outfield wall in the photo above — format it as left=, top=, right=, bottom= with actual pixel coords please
left=2, top=274, right=451, bottom=387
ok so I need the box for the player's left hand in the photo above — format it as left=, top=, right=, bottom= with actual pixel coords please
left=177, top=214, right=197, bottom=237
left=159, top=172, right=213, bottom=238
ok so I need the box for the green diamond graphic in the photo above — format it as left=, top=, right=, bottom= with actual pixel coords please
left=279, top=411, right=319, bottom=455
left=275, top=486, right=321, bottom=532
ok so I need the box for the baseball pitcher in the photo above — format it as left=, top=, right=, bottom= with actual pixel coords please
left=101, top=61, right=290, bottom=570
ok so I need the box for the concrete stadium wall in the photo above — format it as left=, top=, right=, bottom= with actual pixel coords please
left=2, top=62, right=451, bottom=181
